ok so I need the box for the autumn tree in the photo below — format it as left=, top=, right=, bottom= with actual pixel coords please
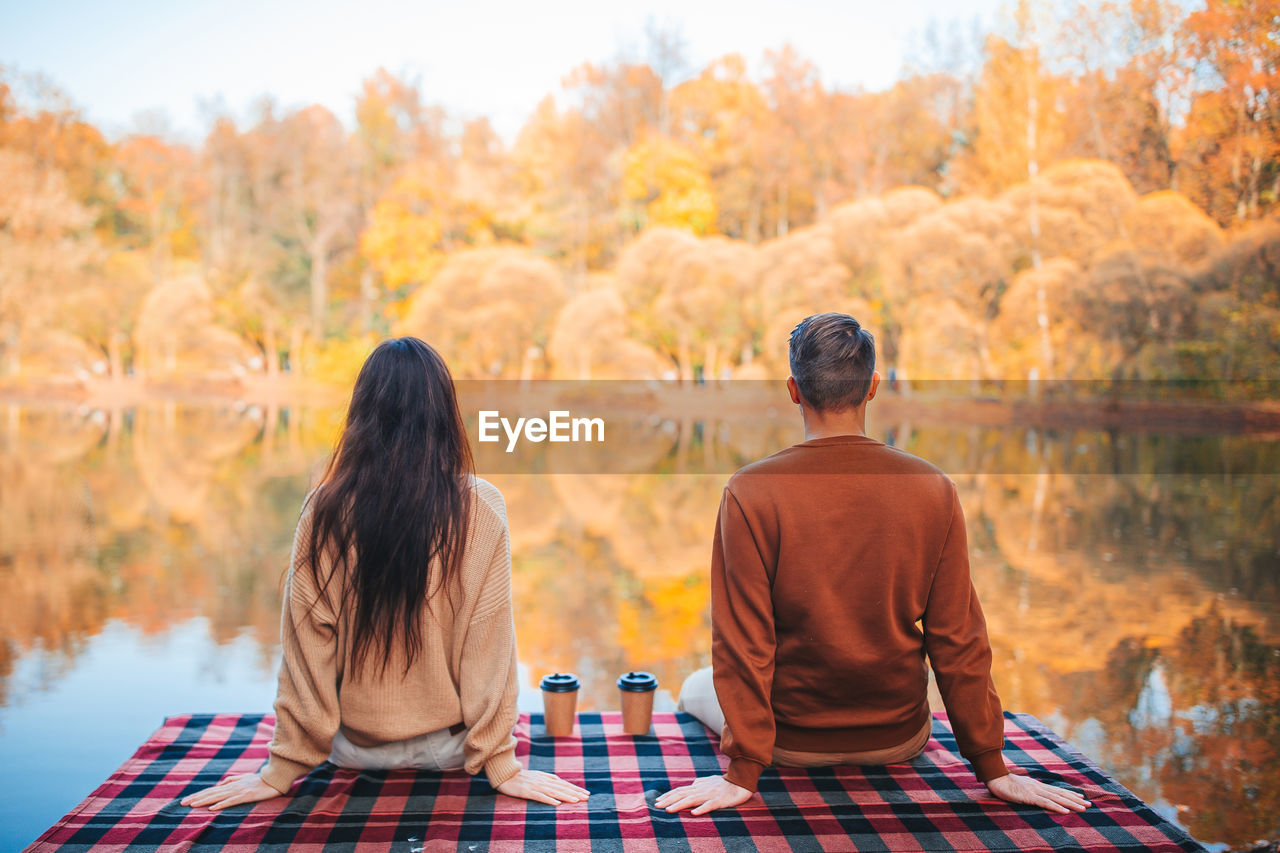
left=957, top=32, right=1067, bottom=193
left=547, top=282, right=668, bottom=379
left=0, top=148, right=95, bottom=375
left=353, top=70, right=449, bottom=328
left=198, top=114, right=296, bottom=374
left=668, top=55, right=773, bottom=240
left=655, top=237, right=759, bottom=378
left=614, top=227, right=699, bottom=378
left=1180, top=0, right=1280, bottom=223
left=133, top=275, right=257, bottom=380
left=254, top=104, right=359, bottom=338
left=0, top=76, right=113, bottom=227
left=1125, top=190, right=1225, bottom=267
left=990, top=258, right=1109, bottom=377
left=621, top=134, right=717, bottom=234
left=760, top=45, right=832, bottom=232
left=361, top=117, right=519, bottom=299
left=1056, top=0, right=1191, bottom=193
left=825, top=187, right=943, bottom=363
left=61, top=251, right=153, bottom=379
left=884, top=196, right=1018, bottom=380
left=827, top=74, right=963, bottom=199
left=1188, top=223, right=1280, bottom=381
left=396, top=247, right=567, bottom=378
left=112, top=134, right=202, bottom=280
left=512, top=97, right=615, bottom=274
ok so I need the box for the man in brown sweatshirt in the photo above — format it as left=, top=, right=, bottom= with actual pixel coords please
left=656, top=313, right=1090, bottom=816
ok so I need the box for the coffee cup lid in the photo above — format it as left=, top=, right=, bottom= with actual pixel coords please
left=540, top=672, right=580, bottom=692
left=616, top=671, right=658, bottom=692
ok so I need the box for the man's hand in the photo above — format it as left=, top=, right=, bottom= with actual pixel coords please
left=986, top=772, right=1091, bottom=814
left=180, top=772, right=281, bottom=811
left=655, top=774, right=753, bottom=815
left=496, top=769, right=590, bottom=806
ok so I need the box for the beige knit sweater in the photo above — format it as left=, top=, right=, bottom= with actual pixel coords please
left=260, top=477, right=521, bottom=794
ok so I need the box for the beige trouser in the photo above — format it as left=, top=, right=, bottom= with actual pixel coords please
left=328, top=724, right=468, bottom=772
left=677, top=666, right=931, bottom=767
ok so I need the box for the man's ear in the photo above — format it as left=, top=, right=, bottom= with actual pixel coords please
left=787, top=376, right=802, bottom=405
left=865, top=371, right=881, bottom=403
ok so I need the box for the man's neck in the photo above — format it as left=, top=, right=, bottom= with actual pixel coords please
left=801, top=407, right=868, bottom=442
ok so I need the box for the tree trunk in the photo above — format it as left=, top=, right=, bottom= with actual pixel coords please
left=519, top=347, right=536, bottom=383
left=1026, top=45, right=1054, bottom=380
left=977, top=322, right=995, bottom=385
left=289, top=326, right=305, bottom=375
left=5, top=328, right=20, bottom=377
left=814, top=158, right=831, bottom=219
left=704, top=340, right=720, bottom=381
left=310, top=243, right=329, bottom=340
left=359, top=266, right=377, bottom=333
left=1233, top=98, right=1247, bottom=221
left=747, top=192, right=762, bottom=244
left=108, top=330, right=125, bottom=380
left=264, top=318, right=279, bottom=378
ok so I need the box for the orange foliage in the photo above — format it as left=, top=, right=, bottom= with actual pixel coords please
left=2, top=5, right=1279, bottom=387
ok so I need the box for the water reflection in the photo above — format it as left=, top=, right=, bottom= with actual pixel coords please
left=0, top=402, right=1276, bottom=849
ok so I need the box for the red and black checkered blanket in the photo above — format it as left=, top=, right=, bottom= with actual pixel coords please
left=27, top=711, right=1203, bottom=852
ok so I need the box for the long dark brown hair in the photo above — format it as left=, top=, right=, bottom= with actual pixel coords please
left=305, top=337, right=473, bottom=676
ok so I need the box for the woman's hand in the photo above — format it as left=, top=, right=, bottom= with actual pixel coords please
left=180, top=772, right=282, bottom=811
left=495, top=769, right=590, bottom=805
left=986, top=772, right=1090, bottom=814
left=655, top=774, right=753, bottom=815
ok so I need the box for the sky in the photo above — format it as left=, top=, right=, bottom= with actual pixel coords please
left=1, top=0, right=1007, bottom=142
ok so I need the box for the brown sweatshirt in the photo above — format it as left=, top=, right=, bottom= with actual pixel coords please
left=260, top=477, right=522, bottom=794
left=711, top=434, right=1007, bottom=791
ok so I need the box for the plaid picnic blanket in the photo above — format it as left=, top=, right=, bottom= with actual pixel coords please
left=28, top=711, right=1204, bottom=852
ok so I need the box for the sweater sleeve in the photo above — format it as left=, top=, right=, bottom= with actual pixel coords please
left=922, top=484, right=1009, bottom=783
left=457, top=521, right=522, bottom=788
left=710, top=487, right=776, bottom=792
left=261, top=507, right=342, bottom=795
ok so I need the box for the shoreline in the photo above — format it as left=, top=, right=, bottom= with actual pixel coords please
left=2, top=377, right=1279, bottom=437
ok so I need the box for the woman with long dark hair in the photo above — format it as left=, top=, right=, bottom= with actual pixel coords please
left=181, top=338, right=588, bottom=810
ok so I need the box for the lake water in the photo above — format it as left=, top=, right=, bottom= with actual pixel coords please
left=0, top=399, right=1276, bottom=850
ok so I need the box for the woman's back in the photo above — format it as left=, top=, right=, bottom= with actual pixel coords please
left=182, top=338, right=586, bottom=810
left=264, top=475, right=522, bottom=792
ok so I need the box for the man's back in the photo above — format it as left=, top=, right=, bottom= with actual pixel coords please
left=713, top=434, right=1006, bottom=788
left=659, top=313, right=1088, bottom=817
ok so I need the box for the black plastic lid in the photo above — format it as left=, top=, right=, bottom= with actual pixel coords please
left=616, top=671, right=658, bottom=692
left=539, top=672, right=580, bottom=693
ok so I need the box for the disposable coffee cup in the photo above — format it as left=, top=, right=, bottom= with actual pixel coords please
left=540, top=672, right=580, bottom=737
left=617, top=671, right=658, bottom=735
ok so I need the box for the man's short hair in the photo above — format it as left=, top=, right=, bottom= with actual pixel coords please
left=788, top=313, right=876, bottom=411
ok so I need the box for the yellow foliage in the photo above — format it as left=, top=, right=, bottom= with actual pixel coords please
left=13, top=329, right=99, bottom=377
left=957, top=34, right=1069, bottom=193
left=547, top=287, right=669, bottom=379
left=615, top=573, right=712, bottom=668
left=828, top=187, right=943, bottom=273
left=133, top=275, right=257, bottom=379
left=305, top=334, right=379, bottom=389
left=622, top=136, right=718, bottom=234
left=989, top=258, right=1116, bottom=378
left=1125, top=190, right=1226, bottom=266
left=359, top=168, right=447, bottom=290
left=397, top=247, right=567, bottom=378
